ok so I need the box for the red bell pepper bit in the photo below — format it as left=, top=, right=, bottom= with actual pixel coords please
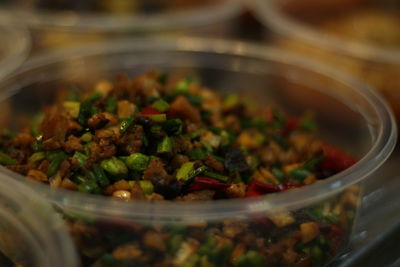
left=281, top=118, right=299, bottom=135
left=325, top=224, right=345, bottom=252
left=139, top=106, right=162, bottom=116
left=188, top=177, right=230, bottom=192
left=319, top=143, right=358, bottom=173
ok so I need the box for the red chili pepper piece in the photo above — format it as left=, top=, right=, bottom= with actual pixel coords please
left=319, top=143, right=358, bottom=173
left=281, top=118, right=299, bottom=135
left=188, top=177, right=230, bottom=192
left=245, top=179, right=301, bottom=197
left=325, top=224, right=345, bottom=252
left=139, top=106, right=162, bottom=116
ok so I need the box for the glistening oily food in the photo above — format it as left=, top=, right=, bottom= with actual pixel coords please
left=0, top=71, right=358, bottom=266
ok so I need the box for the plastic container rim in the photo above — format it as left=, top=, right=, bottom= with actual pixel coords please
left=0, top=12, right=30, bottom=79
left=0, top=0, right=242, bottom=32
left=250, top=0, right=400, bottom=64
left=0, top=36, right=396, bottom=221
left=0, top=173, right=79, bottom=266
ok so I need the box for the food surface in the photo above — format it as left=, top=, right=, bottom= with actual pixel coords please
left=0, top=70, right=356, bottom=201
left=0, top=70, right=358, bottom=266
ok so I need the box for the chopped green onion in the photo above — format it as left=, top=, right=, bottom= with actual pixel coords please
left=220, top=130, right=235, bottom=148
left=272, top=167, right=285, bottom=183
left=311, top=246, right=324, bottom=265
left=272, top=135, right=289, bottom=151
left=176, top=162, right=195, bottom=181
left=175, top=78, right=191, bottom=94
left=105, top=97, right=117, bottom=114
left=77, top=101, right=92, bottom=126
left=157, top=136, right=173, bottom=154
left=77, top=180, right=101, bottom=194
left=188, top=147, right=208, bottom=161
left=31, top=134, right=43, bottom=152
left=92, top=164, right=110, bottom=186
left=63, top=101, right=80, bottom=118
left=100, top=157, right=128, bottom=176
left=162, top=119, right=182, bottom=135
left=119, top=116, right=134, bottom=134
left=28, top=152, right=45, bottom=165
left=149, top=114, right=167, bottom=123
left=186, top=94, right=202, bottom=106
left=289, top=168, right=310, bottom=182
left=47, top=151, right=67, bottom=177
left=139, top=180, right=154, bottom=195
left=236, top=251, right=263, bottom=267
left=151, top=99, right=170, bottom=112
left=124, top=153, right=150, bottom=171
left=80, top=132, right=93, bottom=143
left=72, top=151, right=88, bottom=167
left=87, top=92, right=102, bottom=102
left=158, top=72, right=169, bottom=85
left=223, top=94, right=239, bottom=109
left=0, top=152, right=17, bottom=165
left=302, top=155, right=324, bottom=171
left=188, top=165, right=208, bottom=180
left=202, top=171, right=229, bottom=182
left=300, top=118, right=317, bottom=131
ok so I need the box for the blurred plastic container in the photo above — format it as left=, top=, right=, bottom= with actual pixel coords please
left=0, top=173, right=79, bottom=267
left=251, top=0, right=400, bottom=122
left=0, top=0, right=243, bottom=54
left=0, top=37, right=396, bottom=266
left=0, top=13, right=30, bottom=78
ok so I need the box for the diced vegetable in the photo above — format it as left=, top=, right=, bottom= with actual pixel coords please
left=176, top=162, right=195, bottom=181
left=0, top=152, right=17, bottom=165
left=152, top=99, right=170, bottom=112
left=124, top=153, right=150, bottom=171
left=105, top=97, right=117, bottom=114
left=101, top=157, right=128, bottom=175
left=139, top=180, right=154, bottom=195
left=63, top=101, right=80, bottom=118
left=162, top=119, right=182, bottom=135
left=157, top=136, right=173, bottom=154
left=119, top=116, right=134, bottom=134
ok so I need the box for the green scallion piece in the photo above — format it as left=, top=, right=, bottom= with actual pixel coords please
left=202, top=171, right=229, bottom=182
left=63, top=101, right=80, bottom=119
left=124, top=153, right=150, bottom=171
left=188, top=147, right=208, bottom=161
left=289, top=168, right=310, bottom=182
left=158, top=72, right=169, bottom=85
left=139, top=180, right=154, bottom=195
left=185, top=94, right=203, bottom=106
left=162, top=119, right=182, bottom=135
left=28, top=152, right=45, bottom=165
left=236, top=251, right=264, bottom=267
left=0, top=152, right=17, bottom=166
left=187, top=165, right=208, bottom=180
left=175, top=78, right=191, bottom=94
left=271, top=167, right=285, bottom=183
left=100, top=157, right=128, bottom=176
left=105, top=97, right=117, bottom=114
left=77, top=180, right=101, bottom=194
left=80, top=132, right=93, bottom=143
left=157, top=136, right=173, bottom=154
left=149, top=114, right=167, bottom=123
left=77, top=101, right=92, bottom=126
left=87, top=92, right=102, bottom=102
left=92, top=163, right=110, bottom=186
left=47, top=151, right=67, bottom=177
left=302, top=155, right=324, bottom=171
left=151, top=99, right=170, bottom=112
left=72, top=151, right=88, bottom=167
left=300, top=118, right=317, bottom=131
left=119, top=116, right=134, bottom=134
left=176, top=162, right=195, bottom=181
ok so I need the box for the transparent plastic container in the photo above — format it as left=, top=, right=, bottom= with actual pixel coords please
left=0, top=37, right=396, bottom=266
left=0, top=173, right=79, bottom=267
left=0, top=0, right=243, bottom=54
left=0, top=13, right=30, bottom=79
left=250, top=0, right=400, bottom=121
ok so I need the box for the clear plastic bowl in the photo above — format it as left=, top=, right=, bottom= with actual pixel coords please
left=0, top=173, right=79, bottom=267
left=0, top=13, right=30, bottom=79
left=250, top=0, right=400, bottom=121
left=0, top=0, right=243, bottom=54
left=0, top=37, right=396, bottom=266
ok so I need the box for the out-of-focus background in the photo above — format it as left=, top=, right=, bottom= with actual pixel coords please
left=0, top=0, right=399, bottom=266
